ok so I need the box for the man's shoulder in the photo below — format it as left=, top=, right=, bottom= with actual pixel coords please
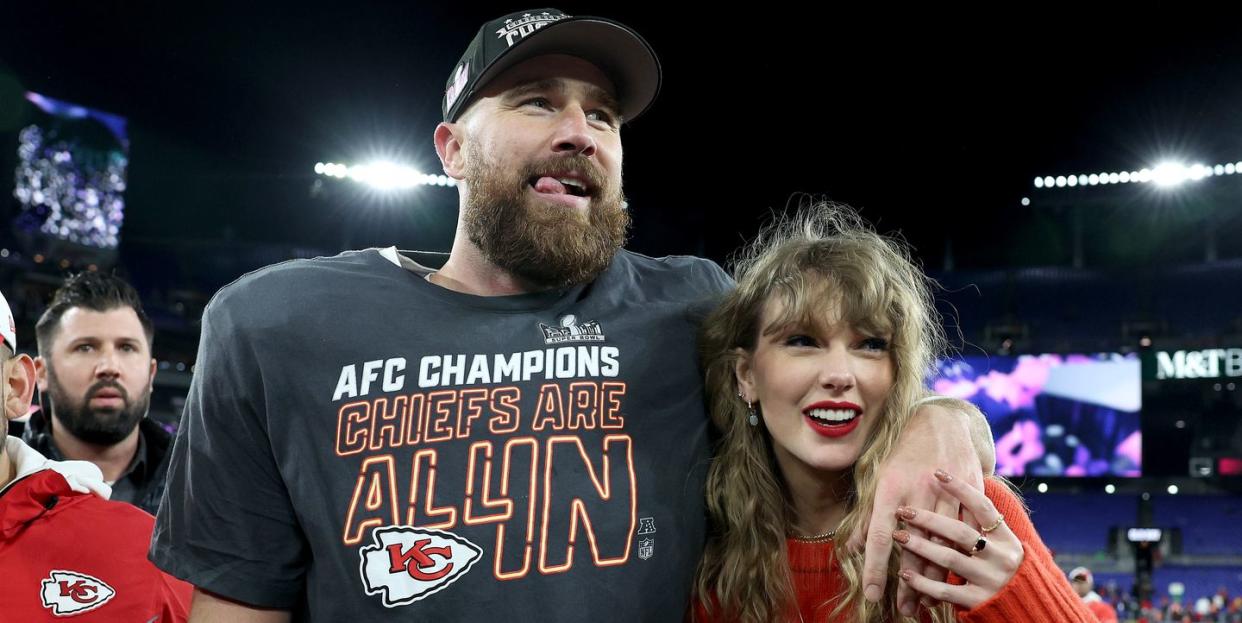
left=613, top=249, right=723, bottom=274
left=203, top=249, right=399, bottom=323
left=58, top=486, right=157, bottom=528
left=139, top=416, right=172, bottom=443
left=8, top=470, right=155, bottom=541
left=218, top=249, right=383, bottom=297
left=609, top=250, right=733, bottom=294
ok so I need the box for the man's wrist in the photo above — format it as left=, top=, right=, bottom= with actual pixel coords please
left=910, top=398, right=995, bottom=477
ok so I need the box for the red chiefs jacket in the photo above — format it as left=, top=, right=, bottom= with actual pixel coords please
left=0, top=436, right=191, bottom=621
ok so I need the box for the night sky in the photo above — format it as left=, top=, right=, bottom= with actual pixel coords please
left=3, top=2, right=1241, bottom=272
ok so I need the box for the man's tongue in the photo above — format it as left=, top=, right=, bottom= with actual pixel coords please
left=533, top=176, right=567, bottom=194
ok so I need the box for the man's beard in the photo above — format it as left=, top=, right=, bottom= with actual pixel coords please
left=461, top=146, right=630, bottom=290
left=46, top=363, right=151, bottom=447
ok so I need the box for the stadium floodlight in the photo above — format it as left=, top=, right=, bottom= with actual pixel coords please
left=314, top=160, right=457, bottom=190
left=1151, top=161, right=1189, bottom=187
left=1033, top=157, right=1242, bottom=191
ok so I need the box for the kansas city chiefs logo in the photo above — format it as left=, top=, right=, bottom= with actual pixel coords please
left=359, top=526, right=483, bottom=607
left=40, top=570, right=117, bottom=616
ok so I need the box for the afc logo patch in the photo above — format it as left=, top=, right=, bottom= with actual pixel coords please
left=40, top=570, right=117, bottom=616
left=359, top=526, right=483, bottom=607
left=637, top=517, right=656, bottom=535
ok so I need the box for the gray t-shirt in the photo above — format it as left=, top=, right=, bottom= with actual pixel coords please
left=151, top=248, right=732, bottom=621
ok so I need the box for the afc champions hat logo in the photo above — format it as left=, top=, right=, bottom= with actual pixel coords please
left=495, top=11, right=569, bottom=47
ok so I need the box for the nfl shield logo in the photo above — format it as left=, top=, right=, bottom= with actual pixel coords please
left=638, top=538, right=654, bottom=560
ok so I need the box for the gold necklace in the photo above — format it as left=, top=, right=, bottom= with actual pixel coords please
left=789, top=529, right=837, bottom=543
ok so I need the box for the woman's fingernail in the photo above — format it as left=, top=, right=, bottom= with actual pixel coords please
left=934, top=468, right=953, bottom=483
left=892, top=530, right=910, bottom=544
left=897, top=506, right=917, bottom=520
left=899, top=569, right=913, bottom=582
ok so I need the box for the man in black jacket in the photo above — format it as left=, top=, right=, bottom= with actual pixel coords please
left=23, top=271, right=170, bottom=515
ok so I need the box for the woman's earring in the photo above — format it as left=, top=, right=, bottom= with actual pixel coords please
left=738, top=391, right=759, bottom=427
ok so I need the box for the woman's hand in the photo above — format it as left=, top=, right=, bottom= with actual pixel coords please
left=851, top=402, right=987, bottom=612
left=891, top=469, right=1023, bottom=614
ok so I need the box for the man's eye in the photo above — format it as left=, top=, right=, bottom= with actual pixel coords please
left=523, top=97, right=551, bottom=109
left=587, top=110, right=616, bottom=126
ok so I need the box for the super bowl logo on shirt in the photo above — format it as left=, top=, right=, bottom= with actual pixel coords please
left=540, top=314, right=605, bottom=344
left=40, top=570, right=117, bottom=616
left=360, top=527, right=483, bottom=607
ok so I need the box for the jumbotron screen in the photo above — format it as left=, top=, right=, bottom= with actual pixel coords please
left=12, top=92, right=128, bottom=249
left=931, top=353, right=1142, bottom=478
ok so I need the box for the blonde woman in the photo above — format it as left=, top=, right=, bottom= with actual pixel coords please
left=694, top=204, right=1094, bottom=623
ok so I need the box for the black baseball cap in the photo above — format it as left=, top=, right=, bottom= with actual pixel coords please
left=442, top=9, right=661, bottom=123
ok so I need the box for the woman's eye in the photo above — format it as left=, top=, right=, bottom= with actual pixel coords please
left=784, top=334, right=817, bottom=348
left=859, top=337, right=890, bottom=352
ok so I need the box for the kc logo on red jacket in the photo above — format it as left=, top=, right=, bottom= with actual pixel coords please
left=40, top=570, right=117, bottom=616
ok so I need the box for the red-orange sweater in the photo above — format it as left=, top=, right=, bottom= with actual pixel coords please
left=700, top=479, right=1098, bottom=622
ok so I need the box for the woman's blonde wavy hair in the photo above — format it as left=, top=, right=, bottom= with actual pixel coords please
left=694, top=202, right=954, bottom=623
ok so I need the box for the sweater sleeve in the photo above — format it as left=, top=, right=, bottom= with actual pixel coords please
left=956, top=479, right=1100, bottom=623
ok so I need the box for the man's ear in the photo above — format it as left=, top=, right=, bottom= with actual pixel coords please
left=434, top=122, right=468, bottom=181
left=4, top=354, right=36, bottom=421
left=33, top=355, right=48, bottom=393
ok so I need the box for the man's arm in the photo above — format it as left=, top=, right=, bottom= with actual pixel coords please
left=949, top=397, right=995, bottom=477
left=850, top=399, right=994, bottom=615
left=189, top=589, right=291, bottom=623
left=149, top=290, right=308, bottom=612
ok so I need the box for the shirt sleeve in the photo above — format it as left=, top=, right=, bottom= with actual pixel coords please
left=149, top=287, right=308, bottom=609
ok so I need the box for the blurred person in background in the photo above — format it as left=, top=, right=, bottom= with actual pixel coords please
left=1069, top=567, right=1119, bottom=623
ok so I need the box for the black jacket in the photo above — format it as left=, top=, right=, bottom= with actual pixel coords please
left=21, top=411, right=173, bottom=516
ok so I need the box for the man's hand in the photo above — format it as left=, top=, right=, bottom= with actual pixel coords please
left=847, top=399, right=992, bottom=616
